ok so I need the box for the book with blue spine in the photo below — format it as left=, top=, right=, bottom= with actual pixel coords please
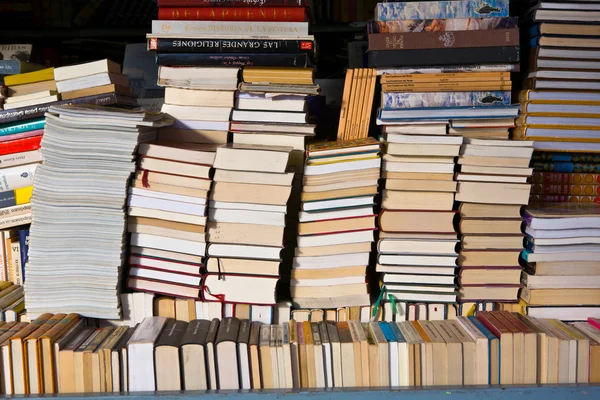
left=382, top=91, right=511, bottom=109
left=376, top=0, right=509, bottom=21
left=378, top=104, right=520, bottom=121
left=18, top=229, right=29, bottom=282
left=0, top=119, right=45, bottom=137
left=379, top=321, right=397, bottom=342
left=468, top=315, right=499, bottom=384
left=389, top=322, right=406, bottom=342
left=0, top=61, right=43, bottom=75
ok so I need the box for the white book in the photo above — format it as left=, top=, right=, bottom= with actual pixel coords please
left=0, top=163, right=37, bottom=191
left=127, top=317, right=168, bottom=392
left=206, top=243, right=282, bottom=261
left=161, top=104, right=232, bottom=122
left=298, top=207, right=374, bottom=222
left=389, top=337, right=399, bottom=387
left=209, top=200, right=287, bottom=213
left=208, top=208, right=285, bottom=226
left=55, top=72, right=128, bottom=92
left=304, top=158, right=381, bottom=176
left=131, top=233, right=206, bottom=256
left=128, top=195, right=206, bottom=216
left=238, top=336, right=252, bottom=389
left=293, top=253, right=370, bottom=269
left=302, top=196, right=375, bottom=212
left=297, top=230, right=374, bottom=248
left=172, top=120, right=230, bottom=131
left=129, top=187, right=206, bottom=205
left=231, top=109, right=307, bottom=124
left=2, top=95, right=58, bottom=109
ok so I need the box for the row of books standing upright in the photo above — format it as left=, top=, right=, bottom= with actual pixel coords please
left=513, top=0, right=600, bottom=320
left=128, top=0, right=321, bottom=320
left=362, top=0, right=532, bottom=318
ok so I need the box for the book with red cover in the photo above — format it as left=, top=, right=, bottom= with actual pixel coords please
left=159, top=0, right=309, bottom=5
left=501, top=311, right=537, bottom=385
left=0, top=135, right=42, bottom=156
left=158, top=7, right=306, bottom=21
left=201, top=273, right=279, bottom=305
left=477, top=311, right=513, bottom=384
left=128, top=276, right=201, bottom=299
left=589, top=317, right=600, bottom=330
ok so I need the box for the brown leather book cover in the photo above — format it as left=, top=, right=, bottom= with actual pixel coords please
left=369, top=29, right=519, bottom=51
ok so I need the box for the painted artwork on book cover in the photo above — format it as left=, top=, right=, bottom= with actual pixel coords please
left=368, top=17, right=516, bottom=33
left=382, top=91, right=511, bottom=109
left=376, top=0, right=509, bottom=21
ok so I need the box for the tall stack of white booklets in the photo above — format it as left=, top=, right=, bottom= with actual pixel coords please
left=24, top=105, right=171, bottom=319
left=204, top=144, right=295, bottom=316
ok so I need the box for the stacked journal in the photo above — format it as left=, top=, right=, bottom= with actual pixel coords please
left=378, top=125, right=461, bottom=310
left=456, top=139, right=534, bottom=303
left=127, top=141, right=218, bottom=300
left=292, top=139, right=380, bottom=309
left=24, top=105, right=171, bottom=319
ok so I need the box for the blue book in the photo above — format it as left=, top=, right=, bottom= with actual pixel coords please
left=18, top=229, right=29, bottom=282
left=382, top=91, right=511, bottom=109
left=389, top=322, right=406, bottom=343
left=376, top=0, right=509, bottom=21
left=378, top=104, right=520, bottom=122
left=0, top=119, right=45, bottom=136
left=0, top=60, right=43, bottom=75
left=468, top=316, right=500, bottom=384
left=379, top=322, right=397, bottom=343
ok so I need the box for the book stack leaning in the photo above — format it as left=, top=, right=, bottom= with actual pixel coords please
left=24, top=103, right=171, bottom=320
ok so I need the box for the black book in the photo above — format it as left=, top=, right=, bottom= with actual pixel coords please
left=180, top=320, right=211, bottom=391
left=156, top=52, right=315, bottom=68
left=368, top=46, right=520, bottom=68
left=181, top=319, right=211, bottom=346
left=216, top=317, right=241, bottom=345
left=156, top=319, right=188, bottom=348
left=238, top=319, right=251, bottom=345
left=155, top=319, right=188, bottom=390
left=149, top=37, right=315, bottom=55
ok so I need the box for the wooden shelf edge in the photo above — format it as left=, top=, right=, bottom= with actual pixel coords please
left=15, top=385, right=600, bottom=400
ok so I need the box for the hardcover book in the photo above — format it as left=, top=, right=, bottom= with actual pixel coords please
left=368, top=17, right=517, bottom=33
left=382, top=91, right=511, bottom=108
left=376, top=0, right=509, bottom=21
left=158, top=7, right=306, bottom=21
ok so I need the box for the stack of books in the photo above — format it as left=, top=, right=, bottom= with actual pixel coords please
left=24, top=104, right=171, bottom=320
left=151, top=0, right=312, bottom=68
left=0, top=282, right=24, bottom=321
left=455, top=139, right=534, bottom=304
left=205, top=144, right=295, bottom=316
left=530, top=152, right=600, bottom=204
left=520, top=203, right=600, bottom=321
left=292, top=139, right=380, bottom=310
left=378, top=124, right=462, bottom=311
left=3, top=68, right=57, bottom=111
left=516, top=0, right=600, bottom=157
left=154, top=65, right=238, bottom=145
left=126, top=141, right=218, bottom=301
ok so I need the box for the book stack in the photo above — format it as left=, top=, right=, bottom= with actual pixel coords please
left=0, top=282, right=24, bottom=322
left=154, top=65, right=238, bottom=146
left=292, top=139, right=380, bottom=310
left=151, top=0, right=313, bottom=68
left=516, top=0, right=600, bottom=159
left=204, top=144, right=295, bottom=315
left=377, top=121, right=462, bottom=311
left=3, top=68, right=57, bottom=111
left=520, top=203, right=600, bottom=321
left=455, top=139, right=534, bottom=304
left=530, top=152, right=600, bottom=204
left=23, top=105, right=171, bottom=319
left=126, top=141, right=218, bottom=302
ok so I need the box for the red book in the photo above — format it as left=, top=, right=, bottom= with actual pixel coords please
left=0, top=135, right=42, bottom=156
left=589, top=317, right=600, bottom=330
left=477, top=311, right=514, bottom=385
left=158, top=6, right=306, bottom=21
left=158, top=0, right=308, bottom=6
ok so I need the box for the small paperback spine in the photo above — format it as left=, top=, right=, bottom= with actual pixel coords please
left=158, top=7, right=306, bottom=21
left=156, top=52, right=314, bottom=67
left=0, top=92, right=133, bottom=125
left=532, top=152, right=600, bottom=163
left=0, top=119, right=45, bottom=136
left=0, top=136, right=42, bottom=157
left=158, top=0, right=308, bottom=5
left=531, top=171, right=600, bottom=185
left=0, top=150, right=42, bottom=169
left=375, top=0, right=509, bottom=21
left=368, top=29, right=519, bottom=51
left=368, top=46, right=520, bottom=68
left=367, top=17, right=518, bottom=33
left=148, top=37, right=314, bottom=54
left=532, top=161, right=600, bottom=174
left=151, top=20, right=309, bottom=36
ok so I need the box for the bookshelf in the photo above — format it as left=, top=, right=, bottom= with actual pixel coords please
left=6, top=385, right=597, bottom=399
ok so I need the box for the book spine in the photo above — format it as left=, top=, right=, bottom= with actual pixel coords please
left=531, top=161, right=600, bottom=173
left=368, top=46, right=520, bottom=68
left=158, top=0, right=308, bottom=5
left=367, top=17, right=518, bottom=33
left=0, top=163, right=36, bottom=192
left=368, top=29, right=519, bottom=51
left=151, top=20, right=309, bottom=35
left=156, top=52, right=314, bottom=67
left=0, top=60, right=22, bottom=74
left=382, top=91, right=511, bottom=108
left=158, top=7, right=306, bottom=21
left=531, top=171, right=600, bottom=185
left=0, top=129, right=44, bottom=144
left=375, top=0, right=509, bottom=21
left=0, top=120, right=45, bottom=136
left=18, top=229, right=28, bottom=280
left=149, top=37, right=314, bottom=54
left=529, top=194, right=600, bottom=203
left=531, top=183, right=600, bottom=196
left=0, top=150, right=42, bottom=169
left=0, top=136, right=42, bottom=157
left=532, top=152, right=600, bottom=163
left=0, top=92, right=125, bottom=125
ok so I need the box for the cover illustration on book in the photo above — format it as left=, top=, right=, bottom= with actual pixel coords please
left=376, top=0, right=509, bottom=21
left=368, top=17, right=516, bottom=33
left=382, top=91, right=511, bottom=108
